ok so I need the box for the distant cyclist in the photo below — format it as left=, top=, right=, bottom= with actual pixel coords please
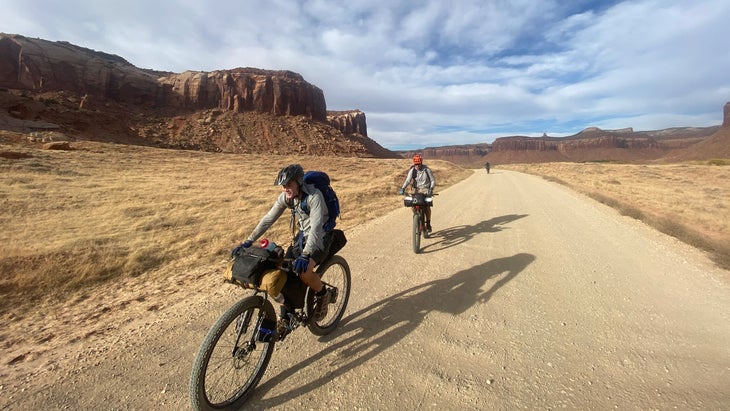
left=398, top=154, right=436, bottom=233
left=485, top=162, right=490, bottom=174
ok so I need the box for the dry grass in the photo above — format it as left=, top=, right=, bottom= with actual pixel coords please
left=5, top=138, right=726, bottom=315
left=499, top=161, right=730, bottom=269
left=0, top=141, right=472, bottom=314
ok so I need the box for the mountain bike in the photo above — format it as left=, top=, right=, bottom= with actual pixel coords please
left=189, top=234, right=351, bottom=411
left=403, top=192, right=434, bottom=254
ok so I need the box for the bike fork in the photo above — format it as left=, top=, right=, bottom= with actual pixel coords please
left=231, top=309, right=255, bottom=356
left=237, top=298, right=271, bottom=353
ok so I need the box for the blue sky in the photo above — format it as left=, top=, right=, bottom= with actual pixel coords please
left=2, top=0, right=729, bottom=150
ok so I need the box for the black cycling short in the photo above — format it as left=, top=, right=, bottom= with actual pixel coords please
left=286, top=231, right=333, bottom=265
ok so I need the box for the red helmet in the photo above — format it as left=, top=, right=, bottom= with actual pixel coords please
left=412, top=154, right=423, bottom=165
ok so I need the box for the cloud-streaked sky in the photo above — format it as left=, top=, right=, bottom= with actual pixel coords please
left=3, top=0, right=729, bottom=150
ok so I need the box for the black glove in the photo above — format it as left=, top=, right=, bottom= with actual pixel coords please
left=427, top=189, right=433, bottom=196
left=231, top=240, right=253, bottom=257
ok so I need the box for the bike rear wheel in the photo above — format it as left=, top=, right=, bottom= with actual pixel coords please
left=412, top=211, right=422, bottom=253
left=308, top=255, right=352, bottom=336
left=189, top=296, right=276, bottom=411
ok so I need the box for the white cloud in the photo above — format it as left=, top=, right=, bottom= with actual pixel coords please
left=1, top=0, right=728, bottom=149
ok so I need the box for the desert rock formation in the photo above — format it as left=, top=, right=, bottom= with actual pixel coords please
left=663, top=102, right=730, bottom=161
left=0, top=34, right=166, bottom=106
left=327, top=110, right=368, bottom=136
left=0, top=33, right=397, bottom=157
left=0, top=34, right=324, bottom=120
left=1, top=33, right=725, bottom=163
left=158, top=69, right=327, bottom=120
left=413, top=121, right=722, bottom=166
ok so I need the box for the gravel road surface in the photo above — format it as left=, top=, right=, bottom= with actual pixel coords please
left=5, top=169, right=729, bottom=410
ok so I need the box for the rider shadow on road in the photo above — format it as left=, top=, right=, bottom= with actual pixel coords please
left=253, top=252, right=536, bottom=408
left=420, top=213, right=529, bottom=254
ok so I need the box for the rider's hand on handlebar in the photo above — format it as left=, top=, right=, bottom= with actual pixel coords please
left=293, top=254, right=310, bottom=273
left=427, top=189, right=433, bottom=196
left=231, top=240, right=253, bottom=257
left=398, top=188, right=405, bottom=195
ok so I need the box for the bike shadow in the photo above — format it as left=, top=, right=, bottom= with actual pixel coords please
left=420, top=213, right=528, bottom=254
left=251, top=252, right=536, bottom=408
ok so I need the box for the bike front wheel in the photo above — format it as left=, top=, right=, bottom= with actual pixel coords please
left=189, top=296, right=276, bottom=411
left=308, top=255, right=352, bottom=336
left=412, top=211, right=422, bottom=253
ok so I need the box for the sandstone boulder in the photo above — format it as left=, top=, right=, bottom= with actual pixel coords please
left=42, top=141, right=71, bottom=150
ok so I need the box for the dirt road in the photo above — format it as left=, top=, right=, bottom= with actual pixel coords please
left=4, top=169, right=729, bottom=409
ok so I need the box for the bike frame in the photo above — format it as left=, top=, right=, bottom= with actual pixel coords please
left=189, top=252, right=351, bottom=410
left=240, top=255, right=347, bottom=342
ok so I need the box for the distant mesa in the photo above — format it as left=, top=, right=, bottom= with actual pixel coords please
left=404, top=106, right=726, bottom=166
left=579, top=126, right=633, bottom=134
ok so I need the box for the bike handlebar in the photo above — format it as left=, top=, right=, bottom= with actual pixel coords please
left=401, top=192, right=438, bottom=196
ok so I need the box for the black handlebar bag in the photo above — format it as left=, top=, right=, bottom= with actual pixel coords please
left=404, top=193, right=433, bottom=207
left=229, top=247, right=276, bottom=288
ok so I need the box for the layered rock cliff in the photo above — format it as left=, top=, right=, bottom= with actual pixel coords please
left=0, top=34, right=326, bottom=120
left=0, top=34, right=164, bottom=101
left=327, top=110, right=367, bottom=136
left=665, top=102, right=730, bottom=160
left=409, top=121, right=721, bottom=166
left=0, top=33, right=398, bottom=157
left=158, top=69, right=327, bottom=120
left=491, top=130, right=659, bottom=152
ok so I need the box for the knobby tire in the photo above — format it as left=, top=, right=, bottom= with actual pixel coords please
left=308, top=255, right=352, bottom=336
left=189, top=296, right=276, bottom=411
left=412, top=211, right=421, bottom=253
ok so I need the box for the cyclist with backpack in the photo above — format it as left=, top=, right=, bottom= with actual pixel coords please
left=232, top=164, right=334, bottom=331
left=398, top=154, right=436, bottom=233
